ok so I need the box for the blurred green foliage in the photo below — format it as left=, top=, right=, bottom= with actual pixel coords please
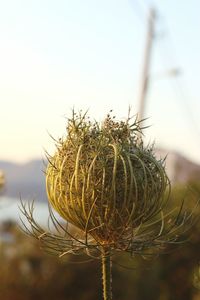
left=0, top=181, right=200, bottom=300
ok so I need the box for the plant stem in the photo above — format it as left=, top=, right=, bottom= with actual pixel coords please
left=101, top=248, right=112, bottom=300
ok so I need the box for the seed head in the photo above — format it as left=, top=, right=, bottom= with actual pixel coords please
left=20, top=110, right=196, bottom=258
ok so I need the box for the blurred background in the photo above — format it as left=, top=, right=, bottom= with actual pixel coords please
left=0, top=0, right=200, bottom=299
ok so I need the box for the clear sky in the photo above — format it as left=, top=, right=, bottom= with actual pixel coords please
left=0, top=0, right=200, bottom=163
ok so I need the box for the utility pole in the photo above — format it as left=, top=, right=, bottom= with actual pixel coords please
left=138, top=7, right=156, bottom=122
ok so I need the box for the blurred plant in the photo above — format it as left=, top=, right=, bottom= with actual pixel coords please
left=0, top=170, right=5, bottom=195
left=20, top=110, right=197, bottom=300
left=193, top=267, right=200, bottom=290
left=0, top=170, right=5, bottom=189
left=0, top=222, right=101, bottom=300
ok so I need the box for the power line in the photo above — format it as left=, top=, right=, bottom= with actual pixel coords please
left=152, top=31, right=200, bottom=164
left=156, top=19, right=200, bottom=144
left=130, top=0, right=200, bottom=152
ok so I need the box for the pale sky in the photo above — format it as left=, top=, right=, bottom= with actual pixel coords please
left=0, top=0, right=200, bottom=163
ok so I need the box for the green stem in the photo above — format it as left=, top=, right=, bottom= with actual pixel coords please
left=101, top=248, right=112, bottom=300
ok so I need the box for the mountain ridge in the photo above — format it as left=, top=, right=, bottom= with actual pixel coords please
left=0, top=159, right=47, bottom=202
left=1, top=149, right=200, bottom=202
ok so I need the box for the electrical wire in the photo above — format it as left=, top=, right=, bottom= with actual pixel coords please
left=156, top=19, right=200, bottom=148
left=130, top=0, right=200, bottom=157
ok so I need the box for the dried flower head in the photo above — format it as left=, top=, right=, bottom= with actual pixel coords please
left=21, top=110, right=195, bottom=259
left=20, top=109, right=198, bottom=300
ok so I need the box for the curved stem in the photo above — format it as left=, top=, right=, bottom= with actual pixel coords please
left=101, top=248, right=112, bottom=300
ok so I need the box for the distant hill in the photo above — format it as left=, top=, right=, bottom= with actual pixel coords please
left=0, top=160, right=47, bottom=202
left=1, top=150, right=200, bottom=202
left=156, top=149, right=200, bottom=184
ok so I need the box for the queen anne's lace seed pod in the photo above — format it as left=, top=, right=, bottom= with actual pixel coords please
left=20, top=110, right=197, bottom=300
left=45, top=111, right=171, bottom=252
left=21, top=111, right=196, bottom=259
